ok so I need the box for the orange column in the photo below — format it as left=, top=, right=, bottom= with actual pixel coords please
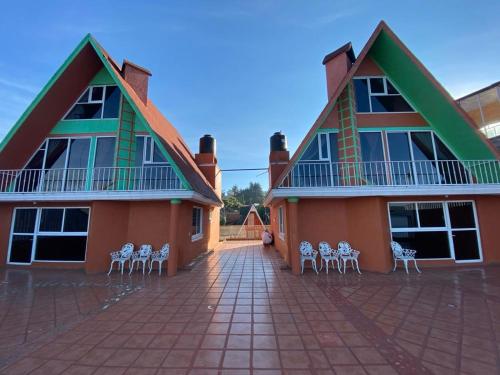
left=167, top=199, right=181, bottom=276
left=287, top=198, right=300, bottom=275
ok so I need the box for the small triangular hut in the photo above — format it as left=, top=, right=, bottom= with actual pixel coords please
left=235, top=204, right=266, bottom=239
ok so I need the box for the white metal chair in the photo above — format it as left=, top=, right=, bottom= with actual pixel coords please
left=108, top=243, right=134, bottom=275
left=129, top=244, right=153, bottom=275
left=299, top=241, right=318, bottom=274
left=318, top=241, right=340, bottom=274
left=149, top=243, right=170, bottom=275
left=391, top=241, right=421, bottom=274
left=337, top=241, right=361, bottom=274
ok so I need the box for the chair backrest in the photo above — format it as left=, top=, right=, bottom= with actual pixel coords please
left=121, top=243, right=134, bottom=257
left=318, top=241, right=333, bottom=256
left=390, top=241, right=403, bottom=257
left=160, top=243, right=170, bottom=258
left=299, top=241, right=314, bottom=256
left=337, top=241, right=352, bottom=256
left=139, top=244, right=152, bottom=257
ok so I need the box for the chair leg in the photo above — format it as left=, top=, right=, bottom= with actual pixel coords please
left=149, top=260, right=153, bottom=274
left=393, top=259, right=397, bottom=272
left=343, top=259, right=346, bottom=274
left=336, top=259, right=341, bottom=273
left=159, top=261, right=162, bottom=276
left=120, top=261, right=124, bottom=275
left=319, top=258, right=323, bottom=271
left=325, top=260, right=329, bottom=274
left=404, top=260, right=409, bottom=274
left=142, top=261, right=146, bottom=275
left=355, top=259, right=361, bottom=274
left=313, top=260, right=318, bottom=275
left=129, top=261, right=134, bottom=275
left=414, top=259, right=421, bottom=273
left=301, top=259, right=304, bottom=274
left=107, top=261, right=114, bottom=275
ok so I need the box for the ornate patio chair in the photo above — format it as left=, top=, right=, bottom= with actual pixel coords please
left=337, top=241, right=361, bottom=274
left=299, top=241, right=318, bottom=275
left=108, top=243, right=134, bottom=275
left=129, top=244, right=153, bottom=275
left=391, top=241, right=421, bottom=274
left=318, top=241, right=340, bottom=274
left=149, top=243, right=170, bottom=275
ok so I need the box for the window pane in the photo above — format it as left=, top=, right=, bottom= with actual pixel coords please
left=360, top=132, right=384, bottom=161
left=135, top=137, right=144, bottom=166
left=329, top=133, right=338, bottom=162
left=63, top=208, right=89, bottom=232
left=411, top=132, right=439, bottom=184
left=371, top=95, right=413, bottom=112
left=192, top=208, right=202, bottom=235
left=353, top=79, right=370, bottom=112
left=386, top=80, right=399, bottom=94
left=94, top=138, right=116, bottom=167
left=9, top=235, right=33, bottom=263
left=26, top=149, right=45, bottom=170
left=91, top=87, right=104, bottom=101
left=369, top=78, right=385, bottom=93
left=417, top=202, right=445, bottom=227
left=387, top=133, right=413, bottom=185
left=389, top=203, right=417, bottom=228
left=65, top=103, right=103, bottom=120
left=319, top=133, right=328, bottom=159
left=13, top=209, right=37, bottom=233
left=452, top=230, right=480, bottom=260
left=35, top=236, right=87, bottom=261
left=39, top=209, right=63, bottom=232
left=45, top=139, right=68, bottom=169
left=153, top=143, right=167, bottom=163
left=448, top=202, right=476, bottom=228
left=103, top=86, right=120, bottom=118
left=77, top=89, right=90, bottom=103
left=145, top=137, right=152, bottom=162
left=392, top=231, right=450, bottom=259
left=67, top=139, right=90, bottom=168
left=434, top=136, right=457, bottom=161
left=301, top=136, right=319, bottom=160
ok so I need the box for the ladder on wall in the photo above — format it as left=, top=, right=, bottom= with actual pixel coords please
left=337, top=82, right=362, bottom=186
left=114, top=97, right=136, bottom=189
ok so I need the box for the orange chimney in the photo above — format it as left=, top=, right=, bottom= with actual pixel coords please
left=122, top=59, right=152, bottom=105
left=323, top=42, right=355, bottom=99
left=269, top=132, right=289, bottom=187
left=195, top=135, right=221, bottom=197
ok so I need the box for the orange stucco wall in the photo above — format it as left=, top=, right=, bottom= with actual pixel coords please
left=0, top=199, right=216, bottom=274
left=269, top=195, right=500, bottom=273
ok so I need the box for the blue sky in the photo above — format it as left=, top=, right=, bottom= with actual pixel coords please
left=1, top=0, right=499, bottom=191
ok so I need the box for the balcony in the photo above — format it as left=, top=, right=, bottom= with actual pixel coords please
left=0, top=165, right=188, bottom=201
left=273, top=160, right=500, bottom=198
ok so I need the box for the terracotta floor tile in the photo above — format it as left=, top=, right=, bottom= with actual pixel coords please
left=200, top=335, right=227, bottom=349
left=252, top=350, right=280, bottom=368
left=162, top=350, right=196, bottom=368
left=253, top=335, right=277, bottom=350
left=222, top=350, right=250, bottom=368
left=193, top=349, right=223, bottom=368
left=280, top=350, right=311, bottom=369
left=227, top=335, right=251, bottom=349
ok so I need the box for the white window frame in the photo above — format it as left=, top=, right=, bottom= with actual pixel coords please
left=387, top=200, right=483, bottom=263
left=137, top=135, right=169, bottom=165
left=278, top=206, right=285, bottom=240
left=318, top=132, right=330, bottom=161
left=7, top=207, right=91, bottom=265
left=191, top=206, right=203, bottom=241
left=353, top=76, right=415, bottom=114
left=63, top=85, right=120, bottom=120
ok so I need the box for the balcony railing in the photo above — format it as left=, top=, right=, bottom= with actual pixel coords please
left=0, top=166, right=185, bottom=194
left=279, top=160, right=500, bottom=188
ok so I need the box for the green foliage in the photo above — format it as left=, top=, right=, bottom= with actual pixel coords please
left=221, top=182, right=268, bottom=225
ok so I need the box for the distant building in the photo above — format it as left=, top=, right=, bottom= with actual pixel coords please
left=458, top=81, right=500, bottom=150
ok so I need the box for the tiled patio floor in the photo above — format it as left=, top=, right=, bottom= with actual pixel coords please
left=1, top=240, right=499, bottom=374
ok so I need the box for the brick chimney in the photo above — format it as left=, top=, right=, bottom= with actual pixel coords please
left=269, top=132, right=289, bottom=188
left=322, top=42, right=355, bottom=99
left=195, top=135, right=221, bottom=197
left=122, top=59, right=152, bottom=105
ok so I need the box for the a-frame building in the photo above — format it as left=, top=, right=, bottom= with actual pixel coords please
left=0, top=35, right=222, bottom=275
left=266, top=21, right=500, bottom=274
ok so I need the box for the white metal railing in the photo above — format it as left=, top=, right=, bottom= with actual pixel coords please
left=279, top=160, right=500, bottom=188
left=0, top=166, right=185, bottom=194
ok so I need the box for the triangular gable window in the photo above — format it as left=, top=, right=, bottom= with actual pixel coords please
left=353, top=77, right=414, bottom=113
left=64, top=85, right=121, bottom=120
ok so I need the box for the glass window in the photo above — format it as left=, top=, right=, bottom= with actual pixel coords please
left=389, top=203, right=417, bottom=228
left=329, top=133, right=338, bottom=162
left=392, top=231, right=450, bottom=259
left=63, top=208, right=89, bottom=232
left=452, top=231, right=480, bottom=261
left=448, top=202, right=475, bottom=228
left=411, top=132, right=439, bottom=184
left=192, top=207, right=203, bottom=239
left=360, top=132, right=384, bottom=162
left=301, top=136, right=320, bottom=161
left=371, top=95, right=413, bottom=112
left=13, top=209, right=37, bottom=233
left=369, top=78, right=385, bottom=93
left=9, top=235, right=34, bottom=263
left=353, top=78, right=370, bottom=112
left=45, top=139, right=68, bottom=169
left=278, top=206, right=285, bottom=235
left=387, top=133, right=411, bottom=161
left=153, top=143, right=167, bottom=163
left=65, top=85, right=120, bottom=120
left=39, top=209, right=63, bottom=232
left=103, top=86, right=121, bottom=118
left=417, top=202, right=445, bottom=227
left=135, top=136, right=145, bottom=166
left=35, top=236, right=87, bottom=261
left=94, top=137, right=116, bottom=167
left=319, top=133, right=329, bottom=160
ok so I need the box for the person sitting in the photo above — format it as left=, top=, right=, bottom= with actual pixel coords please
left=262, top=229, right=273, bottom=246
